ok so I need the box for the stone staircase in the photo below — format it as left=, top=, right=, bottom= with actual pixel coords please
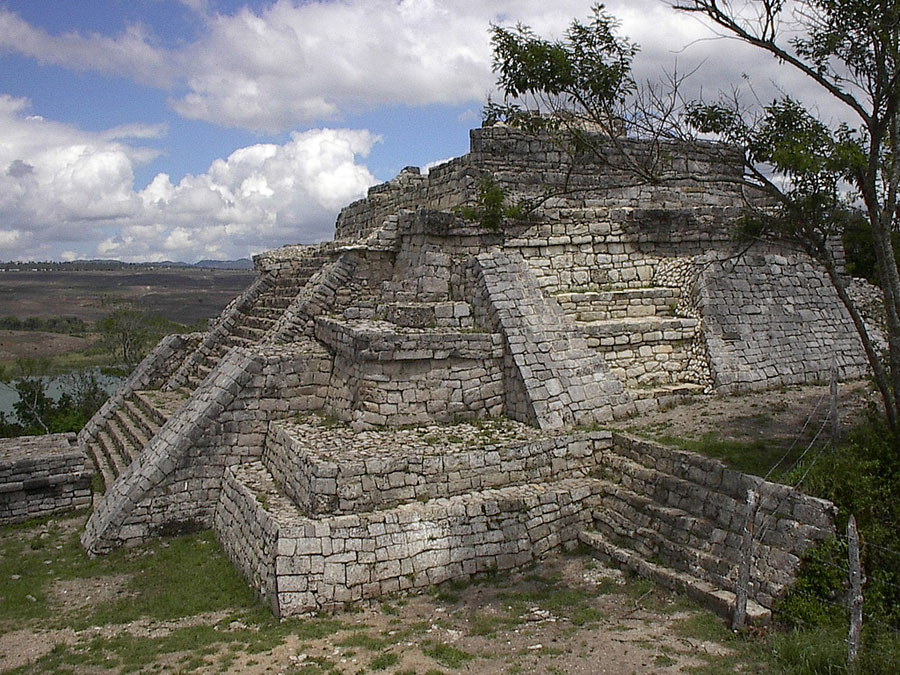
left=85, top=389, right=188, bottom=492
left=578, top=435, right=836, bottom=623
left=556, top=286, right=709, bottom=404
left=180, top=275, right=312, bottom=389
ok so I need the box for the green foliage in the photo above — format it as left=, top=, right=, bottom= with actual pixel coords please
left=422, top=642, right=475, bottom=669
left=841, top=215, right=900, bottom=284
left=368, top=651, right=400, bottom=671
left=769, top=625, right=900, bottom=675
left=488, top=4, right=637, bottom=128
left=96, top=298, right=167, bottom=368
left=0, top=359, right=108, bottom=437
left=653, top=431, right=792, bottom=480
left=687, top=96, right=868, bottom=261
left=784, top=412, right=900, bottom=627
left=455, top=176, right=529, bottom=230
left=777, top=538, right=848, bottom=628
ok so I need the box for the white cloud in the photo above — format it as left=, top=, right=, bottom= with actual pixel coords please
left=0, top=9, right=176, bottom=88
left=0, top=97, right=378, bottom=261
left=0, top=1, right=844, bottom=133
left=0, top=1, right=602, bottom=132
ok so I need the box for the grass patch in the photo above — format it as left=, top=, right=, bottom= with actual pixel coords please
left=651, top=432, right=796, bottom=479
left=0, top=513, right=352, bottom=672
left=8, top=625, right=239, bottom=674
left=336, top=632, right=385, bottom=651
left=467, top=611, right=523, bottom=636
left=673, top=612, right=731, bottom=643
left=66, top=530, right=260, bottom=629
left=369, top=651, right=400, bottom=671
left=422, top=642, right=475, bottom=669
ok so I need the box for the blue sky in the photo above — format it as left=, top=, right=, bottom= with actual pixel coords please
left=0, top=1, right=812, bottom=262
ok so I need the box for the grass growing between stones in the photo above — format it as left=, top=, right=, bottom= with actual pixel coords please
left=648, top=431, right=797, bottom=479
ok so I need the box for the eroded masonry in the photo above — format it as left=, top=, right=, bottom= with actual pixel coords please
left=74, top=125, right=869, bottom=621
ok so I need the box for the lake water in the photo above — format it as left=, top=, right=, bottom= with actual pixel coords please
left=0, top=368, right=124, bottom=417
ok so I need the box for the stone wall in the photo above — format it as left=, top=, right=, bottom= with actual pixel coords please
left=699, top=251, right=870, bottom=391
left=216, top=462, right=601, bottom=616
left=316, top=317, right=505, bottom=427
left=334, top=164, right=476, bottom=243
left=604, top=434, right=837, bottom=608
left=0, top=434, right=92, bottom=524
left=214, top=429, right=835, bottom=617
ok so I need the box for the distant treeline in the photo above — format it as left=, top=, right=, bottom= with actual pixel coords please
left=0, top=316, right=92, bottom=334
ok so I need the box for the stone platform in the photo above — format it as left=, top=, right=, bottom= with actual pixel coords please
left=0, top=433, right=92, bottom=524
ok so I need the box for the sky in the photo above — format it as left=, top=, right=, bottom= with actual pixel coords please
left=0, top=0, right=828, bottom=263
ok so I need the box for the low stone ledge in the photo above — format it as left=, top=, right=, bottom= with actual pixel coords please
left=315, top=316, right=503, bottom=361
left=0, top=433, right=92, bottom=524
left=264, top=417, right=611, bottom=515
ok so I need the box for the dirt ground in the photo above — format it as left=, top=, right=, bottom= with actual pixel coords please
left=0, top=516, right=738, bottom=674
left=0, top=331, right=98, bottom=363
left=614, top=380, right=877, bottom=446
left=1, top=382, right=877, bottom=674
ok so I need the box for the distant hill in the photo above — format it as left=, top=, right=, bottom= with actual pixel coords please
left=0, top=259, right=254, bottom=272
left=193, top=259, right=253, bottom=270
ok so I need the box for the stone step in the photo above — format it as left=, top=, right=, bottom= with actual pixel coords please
left=225, top=333, right=256, bottom=349
left=255, top=294, right=297, bottom=309
left=593, top=482, right=722, bottom=549
left=591, top=502, right=737, bottom=592
left=85, top=439, right=116, bottom=493
left=113, top=409, right=151, bottom=460
left=233, top=323, right=269, bottom=342
left=106, top=415, right=141, bottom=465
left=134, top=389, right=188, bottom=420
left=580, top=316, right=699, bottom=342
left=132, top=391, right=167, bottom=427
left=97, top=430, right=127, bottom=477
left=578, top=529, right=771, bottom=625
left=599, top=453, right=745, bottom=533
left=556, top=287, right=682, bottom=321
left=240, top=313, right=278, bottom=331
left=122, top=399, right=160, bottom=439
left=244, top=306, right=287, bottom=322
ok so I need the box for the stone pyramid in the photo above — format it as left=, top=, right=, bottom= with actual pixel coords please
left=78, top=125, right=860, bottom=619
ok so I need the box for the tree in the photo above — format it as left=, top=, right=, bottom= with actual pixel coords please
left=675, top=0, right=900, bottom=434
left=490, top=2, right=900, bottom=437
left=487, top=5, right=689, bottom=186
left=97, top=298, right=158, bottom=369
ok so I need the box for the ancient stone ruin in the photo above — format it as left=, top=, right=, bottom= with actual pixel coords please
left=70, top=125, right=865, bottom=622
